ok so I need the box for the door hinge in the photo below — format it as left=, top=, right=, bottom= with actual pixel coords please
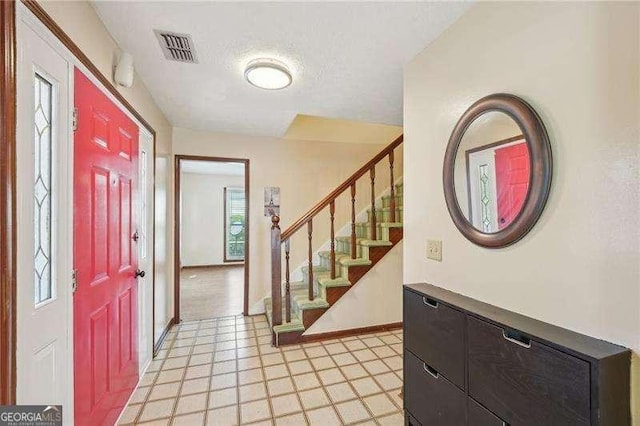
left=72, top=107, right=78, bottom=132
left=72, top=269, right=78, bottom=293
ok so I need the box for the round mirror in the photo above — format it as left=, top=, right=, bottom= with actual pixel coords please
left=443, top=94, right=552, bottom=247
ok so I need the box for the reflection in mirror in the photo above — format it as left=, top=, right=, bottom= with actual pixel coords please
left=454, top=111, right=530, bottom=233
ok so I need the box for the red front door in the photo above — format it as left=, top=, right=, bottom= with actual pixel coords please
left=495, top=142, right=530, bottom=229
left=73, top=68, right=139, bottom=426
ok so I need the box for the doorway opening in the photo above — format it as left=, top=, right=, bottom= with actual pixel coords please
left=175, top=156, right=250, bottom=322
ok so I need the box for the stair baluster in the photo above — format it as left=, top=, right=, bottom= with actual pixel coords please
left=389, top=150, right=396, bottom=222
left=351, top=183, right=357, bottom=259
left=307, top=219, right=314, bottom=301
left=370, top=167, right=377, bottom=240
left=330, top=200, right=336, bottom=279
left=270, top=215, right=282, bottom=327
left=284, top=239, right=291, bottom=323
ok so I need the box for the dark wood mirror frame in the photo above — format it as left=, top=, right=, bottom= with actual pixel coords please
left=443, top=93, right=552, bottom=248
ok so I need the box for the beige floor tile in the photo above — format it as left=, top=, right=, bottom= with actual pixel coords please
left=190, top=353, right=214, bottom=366
left=175, top=392, right=208, bottom=415
left=163, top=356, right=189, bottom=370
left=324, top=382, right=356, bottom=403
left=389, top=343, right=402, bottom=354
left=188, top=364, right=214, bottom=379
left=352, top=349, right=377, bottom=363
left=240, top=399, right=271, bottom=423
left=263, top=364, right=289, bottom=380
left=211, top=372, right=237, bottom=390
left=343, top=340, right=367, bottom=351
left=209, top=388, right=238, bottom=408
left=215, top=349, right=237, bottom=362
left=256, top=335, right=272, bottom=345
left=362, top=393, right=397, bottom=417
left=377, top=412, right=404, bottom=425
left=239, top=382, right=267, bottom=402
left=331, top=352, right=357, bottom=367
left=236, top=330, right=253, bottom=339
left=303, top=345, right=328, bottom=359
left=362, top=359, right=390, bottom=375
left=317, top=368, right=346, bottom=386
left=335, top=399, right=370, bottom=424
left=361, top=337, right=385, bottom=348
left=181, top=377, right=210, bottom=396
left=138, top=418, right=171, bottom=426
left=382, top=356, right=402, bottom=371
left=340, top=364, right=369, bottom=380
left=305, top=406, right=341, bottom=426
left=196, top=336, right=216, bottom=345
left=129, top=386, right=150, bottom=404
left=117, top=403, right=141, bottom=424
left=379, top=335, right=402, bottom=345
left=147, top=360, right=164, bottom=372
left=216, top=333, right=236, bottom=342
left=387, top=390, right=403, bottom=410
left=206, top=405, right=239, bottom=426
left=351, top=377, right=382, bottom=397
left=291, top=372, right=321, bottom=391
left=212, top=360, right=237, bottom=375
left=288, top=360, right=313, bottom=375
left=266, top=377, right=295, bottom=396
left=298, top=388, right=330, bottom=410
left=139, top=371, right=159, bottom=387
left=238, top=368, right=264, bottom=385
left=173, top=338, right=195, bottom=348
left=374, top=372, right=402, bottom=391
left=271, top=393, right=302, bottom=417
left=148, top=382, right=181, bottom=401
left=193, top=344, right=215, bottom=355
left=310, top=356, right=336, bottom=371
left=261, top=352, right=285, bottom=366
left=274, top=412, right=307, bottom=426
left=372, top=346, right=396, bottom=359
left=323, top=342, right=348, bottom=355
left=237, top=337, right=258, bottom=348
left=283, top=349, right=306, bottom=362
left=238, top=356, right=262, bottom=371
left=156, top=369, right=184, bottom=385
left=138, top=398, right=175, bottom=422
left=216, top=341, right=238, bottom=351
left=258, top=344, right=280, bottom=355
left=237, top=346, right=260, bottom=359
left=172, top=411, right=205, bottom=426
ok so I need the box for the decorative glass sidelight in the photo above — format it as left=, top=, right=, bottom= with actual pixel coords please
left=34, top=74, right=53, bottom=304
left=225, top=188, right=246, bottom=261
left=479, top=164, right=491, bottom=233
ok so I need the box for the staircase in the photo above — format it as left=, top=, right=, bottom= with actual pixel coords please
left=265, top=135, right=403, bottom=345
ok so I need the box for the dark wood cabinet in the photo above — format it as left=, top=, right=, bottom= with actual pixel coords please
left=403, top=283, right=631, bottom=426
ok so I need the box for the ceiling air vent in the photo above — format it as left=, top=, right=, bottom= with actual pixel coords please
left=154, top=30, right=198, bottom=64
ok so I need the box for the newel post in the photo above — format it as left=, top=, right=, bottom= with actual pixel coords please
left=271, top=215, right=282, bottom=327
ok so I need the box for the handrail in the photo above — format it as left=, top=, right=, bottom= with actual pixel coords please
left=280, top=134, right=403, bottom=241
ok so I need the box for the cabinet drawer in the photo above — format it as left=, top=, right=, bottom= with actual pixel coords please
left=468, top=317, right=590, bottom=426
left=468, top=399, right=505, bottom=426
left=403, top=289, right=465, bottom=388
left=404, top=350, right=466, bottom=426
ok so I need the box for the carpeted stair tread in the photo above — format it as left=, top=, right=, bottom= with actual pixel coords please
left=339, top=257, right=372, bottom=267
left=359, top=239, right=393, bottom=247
left=293, top=294, right=330, bottom=310
left=264, top=297, right=305, bottom=334
left=318, top=276, right=351, bottom=288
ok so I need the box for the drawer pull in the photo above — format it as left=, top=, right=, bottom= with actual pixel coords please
left=423, top=363, right=439, bottom=379
left=502, top=329, right=531, bottom=348
left=422, top=297, right=439, bottom=308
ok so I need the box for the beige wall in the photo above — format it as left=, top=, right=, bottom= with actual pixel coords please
left=404, top=2, right=639, bottom=422
left=173, top=127, right=403, bottom=313
left=180, top=173, right=245, bottom=267
left=37, top=1, right=176, bottom=340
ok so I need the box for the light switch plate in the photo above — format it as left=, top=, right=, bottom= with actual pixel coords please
left=427, top=240, right=442, bottom=261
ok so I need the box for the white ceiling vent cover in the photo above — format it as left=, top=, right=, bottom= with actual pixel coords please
left=154, top=30, right=198, bottom=64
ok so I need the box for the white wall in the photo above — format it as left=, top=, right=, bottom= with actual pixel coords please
left=180, top=173, right=245, bottom=267
left=173, top=127, right=403, bottom=314
left=305, top=242, right=403, bottom=335
left=403, top=2, right=639, bottom=422
left=154, top=155, right=172, bottom=345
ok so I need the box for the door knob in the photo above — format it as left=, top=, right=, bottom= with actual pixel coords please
left=135, top=269, right=146, bottom=278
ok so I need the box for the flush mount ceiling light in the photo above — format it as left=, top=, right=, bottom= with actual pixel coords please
left=244, top=58, right=292, bottom=90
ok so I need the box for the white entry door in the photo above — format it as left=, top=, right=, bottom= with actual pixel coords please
left=137, top=129, right=155, bottom=373
left=15, top=14, right=73, bottom=409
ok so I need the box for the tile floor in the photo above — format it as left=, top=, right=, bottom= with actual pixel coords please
left=119, top=315, right=404, bottom=425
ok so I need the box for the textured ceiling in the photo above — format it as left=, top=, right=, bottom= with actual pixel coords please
left=92, top=1, right=470, bottom=137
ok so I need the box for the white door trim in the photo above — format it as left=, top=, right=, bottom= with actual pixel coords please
left=17, top=5, right=157, bottom=423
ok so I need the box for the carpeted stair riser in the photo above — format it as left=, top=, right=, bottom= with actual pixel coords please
left=367, top=207, right=403, bottom=224
left=381, top=194, right=403, bottom=208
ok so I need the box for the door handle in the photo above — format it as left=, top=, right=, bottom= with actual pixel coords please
left=135, top=269, right=146, bottom=279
